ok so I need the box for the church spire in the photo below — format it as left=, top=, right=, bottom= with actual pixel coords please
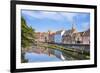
left=72, top=20, right=77, bottom=33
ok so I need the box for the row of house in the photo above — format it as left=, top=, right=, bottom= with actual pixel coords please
left=35, top=32, right=48, bottom=42
left=55, top=28, right=90, bottom=44
left=35, top=24, right=90, bottom=44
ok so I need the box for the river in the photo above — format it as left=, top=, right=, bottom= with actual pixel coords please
left=22, top=43, right=90, bottom=63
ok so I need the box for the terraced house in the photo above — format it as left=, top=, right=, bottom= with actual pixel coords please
left=54, top=23, right=90, bottom=44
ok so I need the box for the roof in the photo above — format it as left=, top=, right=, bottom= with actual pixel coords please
left=79, top=29, right=90, bottom=36
left=63, top=30, right=72, bottom=36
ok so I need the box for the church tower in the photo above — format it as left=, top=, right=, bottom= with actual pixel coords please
left=71, top=21, right=77, bottom=33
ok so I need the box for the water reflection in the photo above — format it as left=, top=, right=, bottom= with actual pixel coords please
left=24, top=46, right=69, bottom=62
left=22, top=43, right=89, bottom=63
left=25, top=52, right=61, bottom=62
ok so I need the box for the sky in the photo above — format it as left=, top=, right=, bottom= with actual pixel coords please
left=21, top=10, right=90, bottom=32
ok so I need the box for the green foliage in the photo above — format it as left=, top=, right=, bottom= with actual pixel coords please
left=21, top=17, right=35, bottom=48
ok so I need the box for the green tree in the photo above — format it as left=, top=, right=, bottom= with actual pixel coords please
left=21, top=17, right=35, bottom=48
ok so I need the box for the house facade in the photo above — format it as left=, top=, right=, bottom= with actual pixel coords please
left=80, top=29, right=90, bottom=44
left=35, top=32, right=48, bottom=43
left=62, top=29, right=90, bottom=44
left=35, top=23, right=90, bottom=44
left=47, top=31, right=55, bottom=43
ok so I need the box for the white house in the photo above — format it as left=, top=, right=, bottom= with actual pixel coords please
left=54, top=30, right=65, bottom=43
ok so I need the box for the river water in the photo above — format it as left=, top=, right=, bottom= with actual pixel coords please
left=22, top=43, right=90, bottom=63
left=23, top=45, right=75, bottom=63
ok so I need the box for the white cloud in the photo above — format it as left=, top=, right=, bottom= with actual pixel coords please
left=22, top=10, right=64, bottom=21
left=22, top=10, right=43, bottom=19
left=22, top=10, right=89, bottom=25
left=60, top=12, right=78, bottom=22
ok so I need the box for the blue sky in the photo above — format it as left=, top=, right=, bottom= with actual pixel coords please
left=21, top=10, right=90, bottom=32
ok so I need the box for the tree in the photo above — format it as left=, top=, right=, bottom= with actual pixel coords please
left=21, top=17, right=35, bottom=48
